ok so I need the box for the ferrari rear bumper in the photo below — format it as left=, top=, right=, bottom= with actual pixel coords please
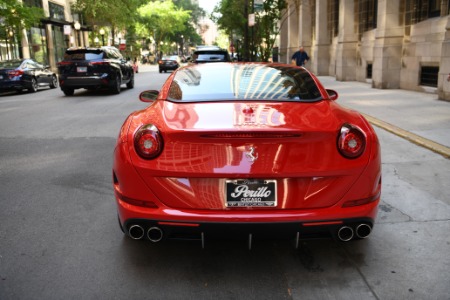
left=121, top=218, right=375, bottom=247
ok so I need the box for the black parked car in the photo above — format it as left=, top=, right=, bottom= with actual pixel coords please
left=158, top=55, right=181, bottom=73
left=0, top=59, right=58, bottom=93
left=57, top=46, right=134, bottom=96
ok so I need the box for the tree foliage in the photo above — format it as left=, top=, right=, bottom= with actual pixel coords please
left=71, top=0, right=145, bottom=29
left=212, top=0, right=287, bottom=62
left=0, top=0, right=44, bottom=38
left=137, top=0, right=191, bottom=54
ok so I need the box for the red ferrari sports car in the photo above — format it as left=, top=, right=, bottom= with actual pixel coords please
left=113, top=62, right=381, bottom=246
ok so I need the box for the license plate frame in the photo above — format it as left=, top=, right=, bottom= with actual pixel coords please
left=77, top=66, right=87, bottom=73
left=225, top=179, right=277, bottom=207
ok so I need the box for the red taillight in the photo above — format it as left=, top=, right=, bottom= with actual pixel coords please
left=57, top=61, right=73, bottom=66
left=8, top=70, right=24, bottom=77
left=134, top=124, right=163, bottom=159
left=90, top=61, right=110, bottom=66
left=337, top=124, right=366, bottom=158
left=158, top=60, right=163, bottom=64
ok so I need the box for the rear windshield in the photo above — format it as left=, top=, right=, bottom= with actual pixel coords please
left=168, top=63, right=322, bottom=102
left=162, top=56, right=178, bottom=61
left=63, top=50, right=105, bottom=60
left=194, top=51, right=229, bottom=62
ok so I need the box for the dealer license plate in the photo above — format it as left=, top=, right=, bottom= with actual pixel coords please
left=225, top=179, right=277, bottom=207
left=77, top=66, right=87, bottom=73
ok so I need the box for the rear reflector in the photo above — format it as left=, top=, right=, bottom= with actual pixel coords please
left=115, top=190, right=158, bottom=208
left=303, top=221, right=344, bottom=226
left=158, top=222, right=200, bottom=227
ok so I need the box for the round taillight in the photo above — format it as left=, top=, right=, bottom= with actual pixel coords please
left=134, top=124, right=163, bottom=159
left=337, top=124, right=366, bottom=159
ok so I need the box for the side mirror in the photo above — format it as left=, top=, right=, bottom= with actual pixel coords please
left=326, top=89, right=338, bottom=101
left=139, top=90, right=159, bottom=103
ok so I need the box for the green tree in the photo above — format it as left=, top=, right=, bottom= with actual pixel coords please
left=0, top=0, right=44, bottom=39
left=137, top=0, right=190, bottom=56
left=71, top=0, right=145, bottom=40
left=172, top=0, right=205, bottom=49
left=212, top=0, right=287, bottom=62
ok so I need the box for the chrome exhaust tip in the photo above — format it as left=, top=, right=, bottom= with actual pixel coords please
left=147, top=227, right=163, bottom=243
left=356, top=223, right=372, bottom=239
left=128, top=224, right=145, bottom=240
left=337, top=226, right=354, bottom=242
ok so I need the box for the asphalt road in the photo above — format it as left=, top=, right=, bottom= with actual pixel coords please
left=0, top=65, right=449, bottom=300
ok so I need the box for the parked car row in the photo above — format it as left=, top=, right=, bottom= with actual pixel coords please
left=1, top=45, right=236, bottom=96
left=1, top=46, right=135, bottom=96
left=0, top=59, right=58, bottom=93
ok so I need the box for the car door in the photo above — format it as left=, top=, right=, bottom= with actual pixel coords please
left=27, top=61, right=50, bottom=85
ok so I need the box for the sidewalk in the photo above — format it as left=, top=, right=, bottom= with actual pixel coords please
left=318, top=76, right=450, bottom=158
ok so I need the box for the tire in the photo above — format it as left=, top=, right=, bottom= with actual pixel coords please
left=111, top=74, right=121, bottom=94
left=159, top=69, right=162, bottom=73
left=29, top=78, right=38, bottom=93
left=126, top=74, right=134, bottom=89
left=50, top=75, right=58, bottom=89
left=62, top=88, right=74, bottom=96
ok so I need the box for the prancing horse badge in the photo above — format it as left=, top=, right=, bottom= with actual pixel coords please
left=245, top=146, right=258, bottom=163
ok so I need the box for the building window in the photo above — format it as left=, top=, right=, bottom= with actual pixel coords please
left=420, top=66, right=439, bottom=87
left=49, top=2, right=66, bottom=21
left=22, top=0, right=43, bottom=8
left=328, top=0, right=339, bottom=38
left=359, top=0, right=378, bottom=35
left=405, top=0, right=444, bottom=30
left=367, top=63, right=373, bottom=79
left=28, top=27, right=48, bottom=65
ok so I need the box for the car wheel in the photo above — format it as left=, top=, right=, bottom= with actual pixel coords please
left=126, top=74, right=134, bottom=89
left=29, top=78, right=38, bottom=93
left=111, top=74, right=121, bottom=94
left=62, top=88, right=74, bottom=96
left=159, top=69, right=162, bottom=73
left=50, top=75, right=58, bottom=89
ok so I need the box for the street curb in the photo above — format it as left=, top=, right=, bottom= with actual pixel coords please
left=362, top=113, right=450, bottom=159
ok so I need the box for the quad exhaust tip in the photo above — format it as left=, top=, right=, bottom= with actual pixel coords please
left=337, top=226, right=354, bottom=242
left=128, top=225, right=145, bottom=240
left=147, top=227, right=164, bottom=243
left=356, top=223, right=372, bottom=239
left=337, top=224, right=372, bottom=241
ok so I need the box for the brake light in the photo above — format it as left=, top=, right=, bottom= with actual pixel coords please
left=90, top=61, right=110, bottom=66
left=337, top=124, right=366, bottom=158
left=134, top=124, right=163, bottom=159
left=158, top=60, right=163, bottom=64
left=8, top=70, right=24, bottom=77
left=57, top=61, right=72, bottom=66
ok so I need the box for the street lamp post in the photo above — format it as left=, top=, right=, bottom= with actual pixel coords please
left=99, top=28, right=105, bottom=46
left=180, top=35, right=184, bottom=56
left=74, top=21, right=81, bottom=47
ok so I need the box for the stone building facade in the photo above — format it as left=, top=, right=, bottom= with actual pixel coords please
left=279, top=0, right=450, bottom=101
